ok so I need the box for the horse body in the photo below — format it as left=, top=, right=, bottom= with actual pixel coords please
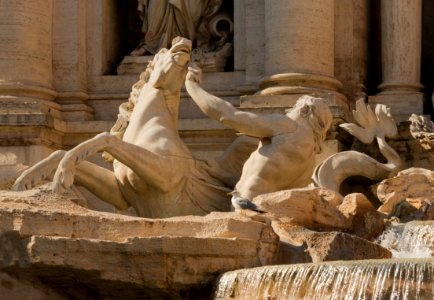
left=113, top=85, right=205, bottom=217
left=13, top=37, right=244, bottom=218
left=122, top=86, right=190, bottom=156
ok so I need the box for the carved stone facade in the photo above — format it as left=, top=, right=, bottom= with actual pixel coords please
left=2, top=2, right=434, bottom=298
left=1, top=0, right=434, bottom=166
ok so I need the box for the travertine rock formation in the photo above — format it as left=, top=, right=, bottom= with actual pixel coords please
left=253, top=188, right=347, bottom=230
left=253, top=187, right=384, bottom=237
left=0, top=187, right=278, bottom=298
left=0, top=272, right=66, bottom=300
left=338, top=193, right=385, bottom=239
left=273, top=224, right=391, bottom=264
left=377, top=168, right=434, bottom=221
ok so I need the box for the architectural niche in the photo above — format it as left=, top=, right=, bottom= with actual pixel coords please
left=117, top=0, right=235, bottom=75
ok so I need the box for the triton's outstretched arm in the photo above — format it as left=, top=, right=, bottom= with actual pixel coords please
left=185, top=66, right=296, bottom=138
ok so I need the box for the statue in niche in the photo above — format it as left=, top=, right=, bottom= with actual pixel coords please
left=185, top=65, right=333, bottom=206
left=131, top=0, right=223, bottom=56
left=313, top=99, right=402, bottom=194
left=12, top=37, right=256, bottom=218
left=118, top=0, right=233, bottom=74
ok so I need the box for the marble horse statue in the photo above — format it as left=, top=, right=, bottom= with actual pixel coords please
left=13, top=37, right=256, bottom=218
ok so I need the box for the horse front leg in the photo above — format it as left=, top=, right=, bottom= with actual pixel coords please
left=52, top=132, right=121, bottom=193
left=12, top=150, right=66, bottom=191
left=52, top=132, right=185, bottom=194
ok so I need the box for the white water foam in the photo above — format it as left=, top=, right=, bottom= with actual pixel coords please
left=376, top=222, right=434, bottom=258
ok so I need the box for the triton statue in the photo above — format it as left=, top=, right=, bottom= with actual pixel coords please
left=185, top=65, right=333, bottom=203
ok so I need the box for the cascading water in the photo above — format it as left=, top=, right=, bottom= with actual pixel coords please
left=376, top=221, right=434, bottom=258
left=214, top=221, right=434, bottom=299
left=213, top=259, right=434, bottom=300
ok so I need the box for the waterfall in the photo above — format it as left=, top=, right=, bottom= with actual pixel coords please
left=376, top=221, right=434, bottom=258
left=213, top=259, right=434, bottom=300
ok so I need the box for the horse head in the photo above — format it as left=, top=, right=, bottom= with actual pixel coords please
left=145, top=37, right=191, bottom=91
left=143, top=37, right=192, bottom=123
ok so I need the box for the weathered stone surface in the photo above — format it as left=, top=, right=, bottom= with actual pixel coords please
left=0, top=152, right=31, bottom=191
left=253, top=187, right=349, bottom=231
left=377, top=168, right=434, bottom=221
left=272, top=224, right=391, bottom=264
left=0, top=272, right=66, bottom=300
left=0, top=187, right=279, bottom=298
left=253, top=187, right=387, bottom=239
left=339, top=193, right=386, bottom=239
left=303, top=231, right=391, bottom=263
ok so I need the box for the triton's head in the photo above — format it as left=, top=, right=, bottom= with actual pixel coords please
left=287, top=95, right=333, bottom=153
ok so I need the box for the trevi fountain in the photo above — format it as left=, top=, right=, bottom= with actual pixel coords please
left=0, top=0, right=433, bottom=299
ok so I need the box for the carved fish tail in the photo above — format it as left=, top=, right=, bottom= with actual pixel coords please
left=314, top=100, right=402, bottom=193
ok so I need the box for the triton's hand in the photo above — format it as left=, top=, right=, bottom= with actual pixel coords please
left=186, top=64, right=202, bottom=84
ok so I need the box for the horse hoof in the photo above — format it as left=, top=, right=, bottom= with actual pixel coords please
left=11, top=181, right=26, bottom=191
left=51, top=180, right=66, bottom=194
left=52, top=165, right=74, bottom=194
left=12, top=174, right=34, bottom=191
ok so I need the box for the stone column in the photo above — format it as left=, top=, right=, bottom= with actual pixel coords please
left=242, top=0, right=347, bottom=115
left=52, top=0, right=93, bottom=121
left=334, top=0, right=370, bottom=103
left=240, top=0, right=347, bottom=161
left=241, top=0, right=348, bottom=115
left=242, top=0, right=265, bottom=92
left=0, top=0, right=56, bottom=118
left=369, top=0, right=423, bottom=122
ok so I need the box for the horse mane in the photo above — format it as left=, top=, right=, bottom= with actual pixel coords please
left=102, top=59, right=155, bottom=163
left=103, top=47, right=182, bottom=162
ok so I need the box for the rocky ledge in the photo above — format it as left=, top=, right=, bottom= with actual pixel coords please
left=4, top=172, right=426, bottom=298
left=0, top=187, right=278, bottom=299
